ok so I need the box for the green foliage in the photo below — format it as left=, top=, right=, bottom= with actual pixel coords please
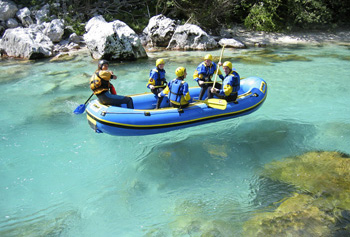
left=244, top=2, right=280, bottom=31
left=12, top=0, right=350, bottom=34
left=286, top=0, right=333, bottom=29
left=242, top=0, right=341, bottom=31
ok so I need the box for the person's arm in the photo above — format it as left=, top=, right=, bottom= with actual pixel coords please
left=221, top=84, right=233, bottom=96
left=160, top=82, right=170, bottom=97
left=110, top=71, right=117, bottom=79
left=193, top=64, right=205, bottom=84
left=219, top=77, right=235, bottom=96
left=218, top=69, right=224, bottom=80
left=193, top=70, right=204, bottom=82
left=183, top=83, right=191, bottom=101
left=147, top=70, right=157, bottom=89
left=109, top=83, right=117, bottom=95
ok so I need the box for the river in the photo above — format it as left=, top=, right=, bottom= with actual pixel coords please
left=0, top=43, right=350, bottom=236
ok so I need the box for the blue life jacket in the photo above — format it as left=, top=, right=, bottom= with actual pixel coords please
left=197, top=63, right=216, bottom=80
left=229, top=71, right=240, bottom=92
left=220, top=71, right=240, bottom=96
left=149, top=68, right=166, bottom=86
left=168, top=79, right=185, bottom=103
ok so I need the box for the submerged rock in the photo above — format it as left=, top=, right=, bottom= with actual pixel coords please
left=0, top=208, right=80, bottom=236
left=167, top=200, right=238, bottom=236
left=262, top=151, right=350, bottom=201
left=243, top=193, right=335, bottom=236
left=243, top=151, right=350, bottom=236
left=49, top=53, right=76, bottom=62
left=230, top=49, right=311, bottom=65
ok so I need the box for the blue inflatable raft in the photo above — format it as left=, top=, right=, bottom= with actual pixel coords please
left=85, top=76, right=267, bottom=136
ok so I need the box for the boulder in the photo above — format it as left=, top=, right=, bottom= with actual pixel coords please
left=68, top=33, right=82, bottom=44
left=142, top=14, right=177, bottom=47
left=33, top=4, right=50, bottom=24
left=167, top=24, right=218, bottom=50
left=6, top=17, right=18, bottom=28
left=16, top=7, right=34, bottom=27
left=84, top=15, right=147, bottom=60
left=0, top=27, right=53, bottom=59
left=0, top=0, right=18, bottom=21
left=43, top=19, right=65, bottom=43
left=218, top=38, right=246, bottom=48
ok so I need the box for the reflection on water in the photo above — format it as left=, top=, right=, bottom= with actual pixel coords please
left=0, top=44, right=350, bottom=236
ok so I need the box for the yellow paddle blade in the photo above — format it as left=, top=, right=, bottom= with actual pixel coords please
left=194, top=99, right=227, bottom=110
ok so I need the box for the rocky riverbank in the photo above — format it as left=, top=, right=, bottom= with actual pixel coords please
left=1, top=0, right=349, bottom=61
left=227, top=27, right=350, bottom=47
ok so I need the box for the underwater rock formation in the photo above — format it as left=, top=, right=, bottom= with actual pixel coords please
left=243, top=151, right=350, bottom=236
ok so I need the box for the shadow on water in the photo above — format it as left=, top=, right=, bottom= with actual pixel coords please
left=132, top=118, right=318, bottom=187
left=115, top=118, right=319, bottom=227
left=105, top=117, right=325, bottom=236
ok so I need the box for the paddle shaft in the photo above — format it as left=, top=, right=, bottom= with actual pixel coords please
left=212, top=45, right=225, bottom=89
left=84, top=93, right=94, bottom=105
left=153, top=85, right=166, bottom=89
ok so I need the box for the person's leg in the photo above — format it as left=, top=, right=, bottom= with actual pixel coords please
left=207, top=83, right=222, bottom=99
left=121, top=96, right=134, bottom=109
left=207, top=86, right=214, bottom=99
left=225, top=93, right=237, bottom=102
left=198, top=84, right=209, bottom=100
left=155, top=87, right=164, bottom=109
left=98, top=92, right=134, bottom=108
left=156, top=96, right=164, bottom=109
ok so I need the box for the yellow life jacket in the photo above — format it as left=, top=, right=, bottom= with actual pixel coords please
left=89, top=70, right=112, bottom=95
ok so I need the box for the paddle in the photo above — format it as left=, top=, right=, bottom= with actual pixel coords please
left=153, top=85, right=167, bottom=88
left=194, top=98, right=227, bottom=110
left=212, top=45, right=225, bottom=88
left=74, top=93, right=94, bottom=114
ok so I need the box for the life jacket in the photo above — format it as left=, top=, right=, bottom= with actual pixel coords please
left=149, top=68, right=166, bottom=86
left=193, top=62, right=219, bottom=82
left=223, top=71, right=240, bottom=94
left=89, top=71, right=110, bottom=95
left=229, top=71, right=240, bottom=92
left=168, top=78, right=185, bottom=103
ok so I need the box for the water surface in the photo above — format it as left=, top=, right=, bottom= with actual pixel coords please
left=0, top=44, right=350, bottom=236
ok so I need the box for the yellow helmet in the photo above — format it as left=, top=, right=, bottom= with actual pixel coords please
left=156, top=58, right=165, bottom=67
left=175, top=67, right=186, bottom=77
left=204, top=54, right=213, bottom=61
left=223, top=61, right=232, bottom=70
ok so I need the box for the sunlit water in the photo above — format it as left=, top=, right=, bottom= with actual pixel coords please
left=1, top=43, right=350, bottom=236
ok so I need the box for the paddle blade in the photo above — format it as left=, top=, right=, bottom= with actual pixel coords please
left=206, top=99, right=227, bottom=110
left=74, top=104, right=86, bottom=114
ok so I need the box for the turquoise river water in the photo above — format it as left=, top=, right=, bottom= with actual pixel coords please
left=1, top=44, right=350, bottom=236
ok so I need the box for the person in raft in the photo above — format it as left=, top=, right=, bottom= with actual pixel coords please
left=208, top=61, right=240, bottom=103
left=146, top=58, right=167, bottom=109
left=160, top=67, right=191, bottom=108
left=193, top=54, right=224, bottom=100
left=89, top=60, right=134, bottom=109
